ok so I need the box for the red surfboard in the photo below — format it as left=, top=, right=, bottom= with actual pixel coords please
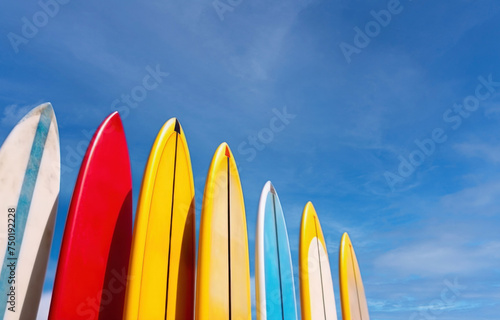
left=49, top=112, right=132, bottom=320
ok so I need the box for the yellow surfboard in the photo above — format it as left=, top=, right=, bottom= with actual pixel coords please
left=339, top=233, right=370, bottom=320
left=124, top=118, right=195, bottom=320
left=195, top=143, right=251, bottom=320
left=299, top=202, right=338, bottom=320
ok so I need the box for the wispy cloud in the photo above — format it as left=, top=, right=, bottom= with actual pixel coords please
left=375, top=239, right=500, bottom=276
left=1, top=103, right=37, bottom=127
left=440, top=181, right=500, bottom=217
left=454, top=142, right=500, bottom=164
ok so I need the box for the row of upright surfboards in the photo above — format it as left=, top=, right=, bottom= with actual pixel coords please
left=0, top=103, right=370, bottom=320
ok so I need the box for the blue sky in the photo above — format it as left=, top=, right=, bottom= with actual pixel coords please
left=1, top=0, right=500, bottom=319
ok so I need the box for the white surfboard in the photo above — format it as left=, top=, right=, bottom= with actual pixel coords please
left=256, top=181, right=298, bottom=320
left=0, top=103, right=60, bottom=319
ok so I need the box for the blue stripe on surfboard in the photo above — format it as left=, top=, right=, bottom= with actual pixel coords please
left=264, top=192, right=298, bottom=320
left=274, top=195, right=297, bottom=320
left=0, top=106, right=53, bottom=316
left=264, top=192, right=282, bottom=319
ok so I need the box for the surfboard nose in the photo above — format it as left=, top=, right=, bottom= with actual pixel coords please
left=269, top=182, right=276, bottom=194
left=20, top=102, right=54, bottom=122
left=24, top=102, right=60, bottom=137
left=33, top=102, right=52, bottom=112
left=216, top=142, right=233, bottom=158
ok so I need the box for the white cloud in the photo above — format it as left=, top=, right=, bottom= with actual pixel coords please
left=375, top=240, right=500, bottom=276
left=484, top=100, right=500, bottom=119
left=439, top=181, right=500, bottom=217
left=454, top=143, right=500, bottom=164
left=374, top=177, right=500, bottom=277
left=1, top=104, right=34, bottom=127
left=226, top=0, right=316, bottom=82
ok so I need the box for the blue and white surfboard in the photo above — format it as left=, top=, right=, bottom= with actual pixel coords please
left=0, top=103, right=60, bottom=319
left=256, top=181, right=298, bottom=320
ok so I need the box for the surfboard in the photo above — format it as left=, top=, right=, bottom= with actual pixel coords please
left=339, top=233, right=369, bottom=320
left=49, top=112, right=132, bottom=320
left=124, top=118, right=195, bottom=320
left=195, top=143, right=251, bottom=320
left=299, top=202, right=337, bottom=320
left=0, top=103, right=60, bottom=320
left=256, top=181, right=297, bottom=320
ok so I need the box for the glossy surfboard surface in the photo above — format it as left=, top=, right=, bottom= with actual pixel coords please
left=299, top=202, right=337, bottom=320
left=195, top=143, right=251, bottom=320
left=339, top=233, right=369, bottom=320
left=256, top=181, right=297, bottom=320
left=0, top=103, right=60, bottom=319
left=49, top=112, right=132, bottom=320
left=124, top=118, right=195, bottom=320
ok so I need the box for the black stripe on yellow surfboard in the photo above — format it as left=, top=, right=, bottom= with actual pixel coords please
left=313, top=216, right=328, bottom=320
left=138, top=123, right=176, bottom=314
left=164, top=119, right=181, bottom=319
left=349, top=243, right=364, bottom=320
left=270, top=185, right=285, bottom=320
left=136, top=119, right=180, bottom=317
left=226, top=148, right=232, bottom=320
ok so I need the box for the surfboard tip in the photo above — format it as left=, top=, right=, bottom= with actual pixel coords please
left=39, top=102, right=53, bottom=112
left=341, top=232, right=350, bottom=244
left=174, top=119, right=181, bottom=134
left=269, top=183, right=276, bottom=194
left=22, top=102, right=53, bottom=120
left=107, top=111, right=122, bottom=122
